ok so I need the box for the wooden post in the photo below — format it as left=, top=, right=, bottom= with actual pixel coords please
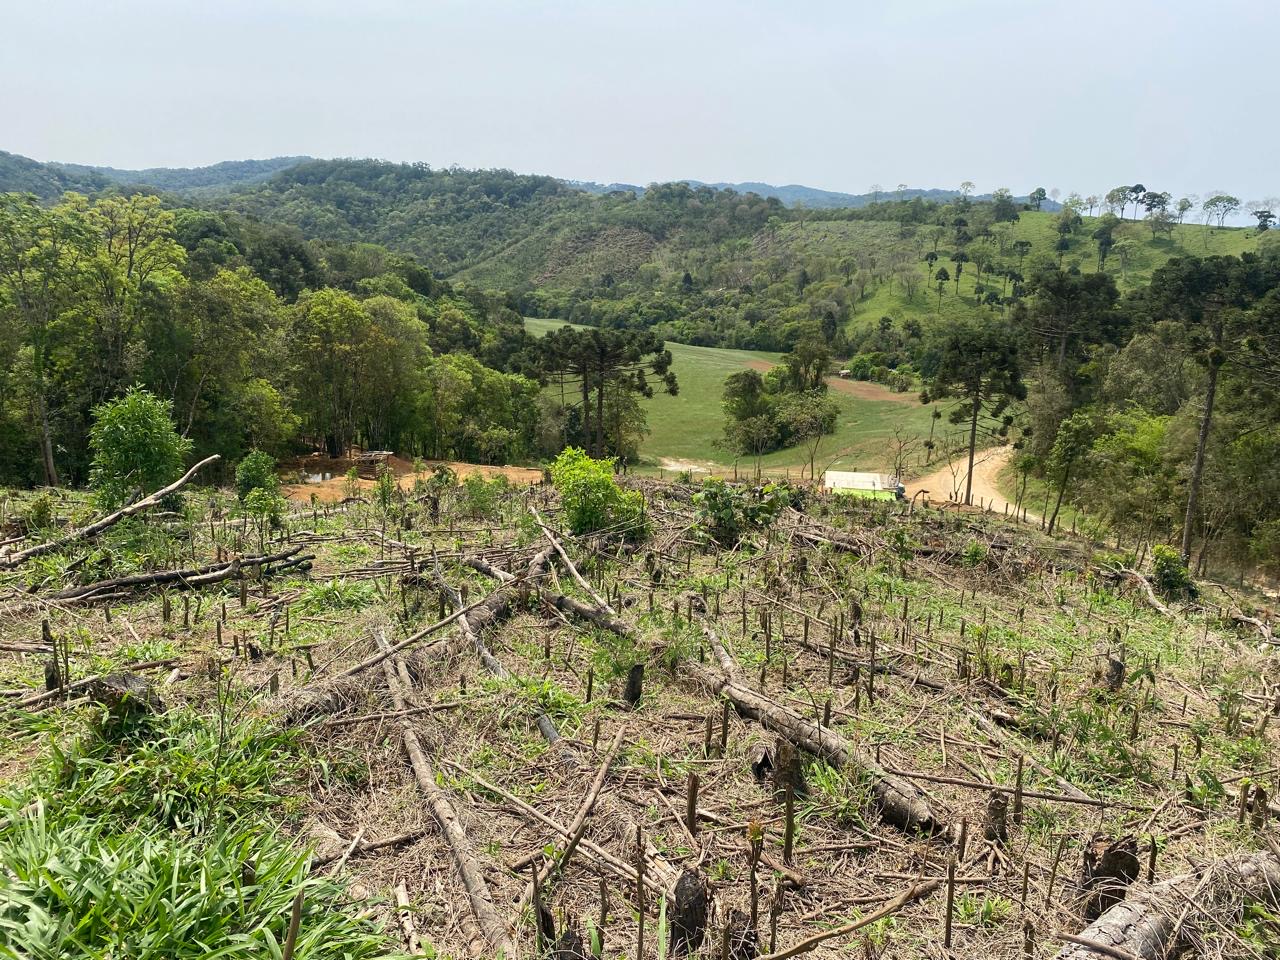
left=943, top=857, right=956, bottom=948
left=686, top=772, right=699, bottom=836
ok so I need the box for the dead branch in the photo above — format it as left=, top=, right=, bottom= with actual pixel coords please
left=515, top=725, right=626, bottom=916
left=21, top=545, right=309, bottom=607
left=0, top=455, right=221, bottom=570
left=377, top=632, right=517, bottom=958
left=756, top=877, right=940, bottom=960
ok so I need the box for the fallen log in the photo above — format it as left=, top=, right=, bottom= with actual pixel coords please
left=966, top=709, right=1095, bottom=803
left=377, top=632, right=517, bottom=958
left=7, top=658, right=179, bottom=709
left=692, top=626, right=943, bottom=834
left=0, top=455, right=220, bottom=570
left=1230, top=610, right=1274, bottom=643
left=1113, top=568, right=1172, bottom=617
left=278, top=588, right=512, bottom=727
left=23, top=545, right=310, bottom=607
left=1053, top=852, right=1280, bottom=960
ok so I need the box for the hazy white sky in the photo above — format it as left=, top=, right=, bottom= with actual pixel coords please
left=3, top=0, right=1275, bottom=202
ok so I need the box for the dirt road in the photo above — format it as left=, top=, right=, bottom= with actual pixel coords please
left=905, top=446, right=1038, bottom=521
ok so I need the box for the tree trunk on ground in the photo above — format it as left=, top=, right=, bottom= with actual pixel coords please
left=1054, top=853, right=1280, bottom=960
left=1180, top=359, right=1218, bottom=562
left=693, top=628, right=942, bottom=834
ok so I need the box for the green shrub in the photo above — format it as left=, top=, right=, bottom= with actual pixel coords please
left=428, top=463, right=458, bottom=492
left=373, top=463, right=397, bottom=514
left=461, top=472, right=507, bottom=518
left=1152, top=544, right=1195, bottom=598
left=693, top=479, right=790, bottom=545
left=234, top=450, right=278, bottom=500
left=549, top=447, right=645, bottom=538
left=88, top=386, right=193, bottom=510
left=22, top=491, right=57, bottom=531
left=0, top=709, right=391, bottom=959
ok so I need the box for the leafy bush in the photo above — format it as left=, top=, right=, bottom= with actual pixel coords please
left=549, top=447, right=645, bottom=538
left=429, top=463, right=458, bottom=491
left=342, top=466, right=361, bottom=500
left=234, top=450, right=278, bottom=500
left=1151, top=544, right=1195, bottom=598
left=243, top=487, right=286, bottom=545
left=692, top=479, right=790, bottom=545
left=88, top=386, right=193, bottom=509
left=461, top=472, right=507, bottom=518
left=21, top=491, right=57, bottom=531
left=373, top=463, right=397, bottom=514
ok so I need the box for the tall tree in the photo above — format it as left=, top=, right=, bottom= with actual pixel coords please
left=922, top=319, right=1026, bottom=505
left=1144, top=255, right=1278, bottom=560
left=541, top=326, right=676, bottom=458
left=0, top=193, right=94, bottom=485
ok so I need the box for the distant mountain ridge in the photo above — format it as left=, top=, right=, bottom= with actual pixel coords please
left=0, top=151, right=315, bottom=199
left=53, top=156, right=313, bottom=195
left=2, top=149, right=1056, bottom=211
left=566, top=177, right=1061, bottom=211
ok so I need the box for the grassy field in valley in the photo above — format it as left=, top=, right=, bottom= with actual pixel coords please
left=525, top=317, right=944, bottom=476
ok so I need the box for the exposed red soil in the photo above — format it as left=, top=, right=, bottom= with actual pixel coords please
left=280, top=454, right=543, bottom=504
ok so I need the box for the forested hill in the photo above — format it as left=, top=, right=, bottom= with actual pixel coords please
left=0, top=150, right=313, bottom=199
left=54, top=156, right=313, bottom=195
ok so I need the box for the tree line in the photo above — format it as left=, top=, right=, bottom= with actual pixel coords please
left=0, top=190, right=676, bottom=487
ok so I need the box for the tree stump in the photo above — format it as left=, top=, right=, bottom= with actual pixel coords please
left=669, top=868, right=708, bottom=955
left=623, top=663, right=645, bottom=708
left=771, top=737, right=806, bottom=800
left=984, top=791, right=1009, bottom=844
left=1082, top=835, right=1141, bottom=920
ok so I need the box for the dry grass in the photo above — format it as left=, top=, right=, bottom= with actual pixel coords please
left=1, top=479, right=1278, bottom=959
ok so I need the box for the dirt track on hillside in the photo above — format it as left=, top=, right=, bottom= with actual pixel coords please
left=280, top=456, right=543, bottom=503
left=905, top=446, right=1039, bottom=520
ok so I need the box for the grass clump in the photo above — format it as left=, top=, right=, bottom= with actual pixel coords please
left=0, top=813, right=391, bottom=960
left=0, top=707, right=396, bottom=959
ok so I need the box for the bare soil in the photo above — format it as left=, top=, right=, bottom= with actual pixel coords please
left=280, top=454, right=543, bottom=503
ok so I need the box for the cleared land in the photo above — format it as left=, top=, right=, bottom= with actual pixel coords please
left=2, top=473, right=1277, bottom=958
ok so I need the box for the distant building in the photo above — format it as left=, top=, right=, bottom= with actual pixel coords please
left=823, top=470, right=904, bottom=500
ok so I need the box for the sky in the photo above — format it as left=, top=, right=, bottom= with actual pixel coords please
left=3, top=0, right=1276, bottom=204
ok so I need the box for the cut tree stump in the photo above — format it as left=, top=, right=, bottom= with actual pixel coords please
left=669, top=868, right=709, bottom=956
left=1081, top=836, right=1141, bottom=921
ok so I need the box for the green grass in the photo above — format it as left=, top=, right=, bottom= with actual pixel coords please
left=525, top=317, right=941, bottom=474
left=779, top=212, right=1262, bottom=338
left=0, top=707, right=396, bottom=960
